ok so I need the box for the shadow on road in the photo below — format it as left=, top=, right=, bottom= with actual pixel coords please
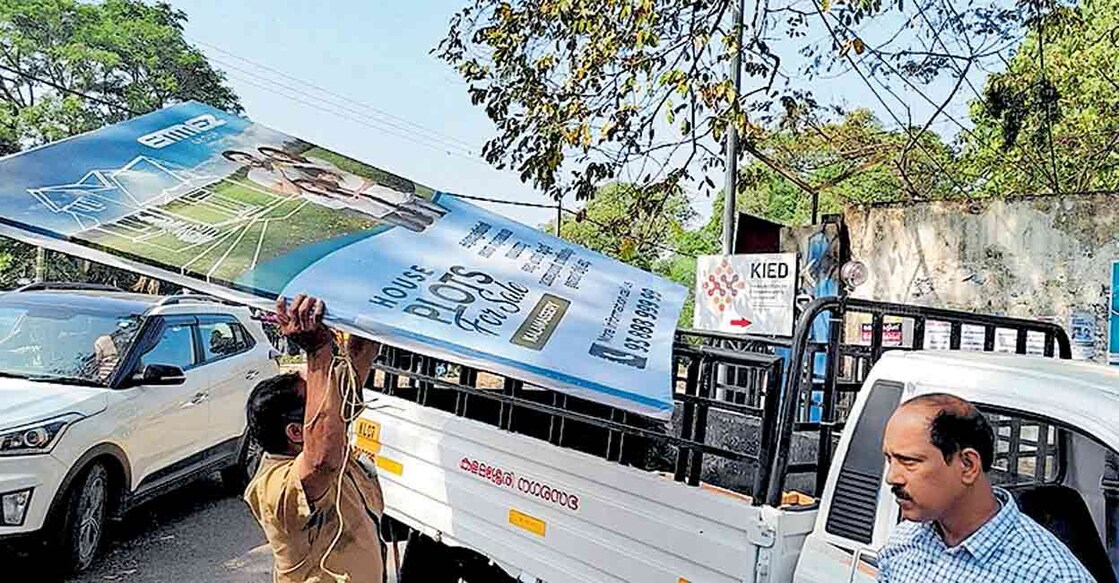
left=10, top=474, right=271, bottom=583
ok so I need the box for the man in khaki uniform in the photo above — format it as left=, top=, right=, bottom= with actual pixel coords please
left=243, top=294, right=385, bottom=583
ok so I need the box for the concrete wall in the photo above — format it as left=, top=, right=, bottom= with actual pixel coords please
left=844, top=194, right=1117, bottom=363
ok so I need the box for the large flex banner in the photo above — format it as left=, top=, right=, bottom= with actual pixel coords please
left=0, top=102, right=685, bottom=418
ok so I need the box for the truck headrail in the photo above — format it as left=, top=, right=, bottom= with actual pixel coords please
left=765, top=296, right=1073, bottom=506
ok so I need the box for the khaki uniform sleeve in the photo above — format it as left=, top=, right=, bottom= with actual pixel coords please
left=246, top=456, right=337, bottom=535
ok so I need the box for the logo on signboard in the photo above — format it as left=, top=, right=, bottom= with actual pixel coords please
left=137, top=114, right=226, bottom=149
left=700, top=257, right=746, bottom=314
left=511, top=294, right=570, bottom=350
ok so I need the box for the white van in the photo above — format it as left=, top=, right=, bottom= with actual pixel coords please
left=355, top=298, right=1119, bottom=583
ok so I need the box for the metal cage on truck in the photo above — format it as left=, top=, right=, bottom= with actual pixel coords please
left=361, top=297, right=1072, bottom=509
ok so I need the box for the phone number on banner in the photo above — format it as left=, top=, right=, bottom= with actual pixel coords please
left=589, top=286, right=665, bottom=371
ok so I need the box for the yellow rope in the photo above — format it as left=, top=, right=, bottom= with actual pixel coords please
left=317, top=333, right=365, bottom=583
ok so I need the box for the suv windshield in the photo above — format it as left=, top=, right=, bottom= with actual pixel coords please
left=0, top=299, right=143, bottom=386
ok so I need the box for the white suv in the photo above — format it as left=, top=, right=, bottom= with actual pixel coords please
left=0, top=283, right=280, bottom=574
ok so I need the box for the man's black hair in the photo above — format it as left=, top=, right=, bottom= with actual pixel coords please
left=257, top=146, right=306, bottom=163
left=246, top=372, right=305, bottom=455
left=906, top=393, right=995, bottom=472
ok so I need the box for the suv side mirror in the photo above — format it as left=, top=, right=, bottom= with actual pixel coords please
left=132, top=364, right=186, bottom=387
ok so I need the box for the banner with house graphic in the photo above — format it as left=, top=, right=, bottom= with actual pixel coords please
left=0, top=102, right=685, bottom=418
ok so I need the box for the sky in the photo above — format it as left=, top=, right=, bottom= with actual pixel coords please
left=166, top=0, right=1003, bottom=227
left=166, top=0, right=561, bottom=225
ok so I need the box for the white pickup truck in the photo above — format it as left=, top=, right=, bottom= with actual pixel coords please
left=354, top=298, right=1119, bottom=583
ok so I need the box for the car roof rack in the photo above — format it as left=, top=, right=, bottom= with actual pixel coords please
left=155, top=291, right=240, bottom=308
left=15, top=281, right=125, bottom=293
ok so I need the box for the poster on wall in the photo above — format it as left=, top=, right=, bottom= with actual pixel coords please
left=860, top=320, right=903, bottom=347
left=926, top=321, right=1047, bottom=354
left=1069, top=310, right=1097, bottom=361
left=993, top=327, right=1047, bottom=355
left=0, top=102, right=686, bottom=418
left=925, top=320, right=951, bottom=350
left=1111, top=261, right=1119, bottom=366
left=693, top=253, right=797, bottom=336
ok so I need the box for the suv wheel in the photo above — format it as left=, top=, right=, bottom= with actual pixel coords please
left=222, top=438, right=262, bottom=493
left=55, top=462, right=110, bottom=574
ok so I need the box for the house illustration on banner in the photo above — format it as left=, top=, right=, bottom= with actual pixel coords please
left=27, top=156, right=206, bottom=232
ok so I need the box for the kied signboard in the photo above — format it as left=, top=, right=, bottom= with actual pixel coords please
left=693, top=253, right=797, bottom=336
left=0, top=102, right=686, bottom=419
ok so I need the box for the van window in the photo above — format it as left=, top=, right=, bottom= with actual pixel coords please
left=965, top=408, right=1116, bottom=582
left=983, top=410, right=1062, bottom=486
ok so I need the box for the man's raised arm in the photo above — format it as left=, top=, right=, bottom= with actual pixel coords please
left=274, top=294, right=346, bottom=502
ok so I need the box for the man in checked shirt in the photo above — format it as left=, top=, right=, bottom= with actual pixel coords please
left=878, top=393, right=1095, bottom=582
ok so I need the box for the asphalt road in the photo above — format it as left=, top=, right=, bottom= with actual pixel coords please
left=12, top=475, right=273, bottom=583
left=10, top=473, right=406, bottom=583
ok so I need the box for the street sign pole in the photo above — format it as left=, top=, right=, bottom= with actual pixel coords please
left=718, top=0, right=746, bottom=400
left=721, top=0, right=745, bottom=256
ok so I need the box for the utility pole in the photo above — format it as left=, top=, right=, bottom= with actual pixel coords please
left=555, top=196, right=562, bottom=237
left=716, top=0, right=746, bottom=402
left=34, top=246, right=46, bottom=282
left=721, top=0, right=745, bottom=256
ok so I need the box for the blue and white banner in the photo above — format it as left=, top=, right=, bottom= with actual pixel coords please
left=0, top=102, right=685, bottom=418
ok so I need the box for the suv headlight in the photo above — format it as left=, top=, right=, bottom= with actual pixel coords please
left=0, top=413, right=82, bottom=456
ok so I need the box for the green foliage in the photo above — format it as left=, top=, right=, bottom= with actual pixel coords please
left=647, top=109, right=955, bottom=325
left=651, top=253, right=699, bottom=327
left=549, top=182, right=694, bottom=271
left=0, top=0, right=240, bottom=148
left=437, top=0, right=785, bottom=202
left=960, top=0, right=1119, bottom=196
left=0, top=0, right=241, bottom=289
left=437, top=0, right=1027, bottom=210
left=734, top=109, right=948, bottom=225
left=443, top=0, right=1119, bottom=330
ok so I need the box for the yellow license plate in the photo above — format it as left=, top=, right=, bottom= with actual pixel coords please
left=354, top=418, right=381, bottom=455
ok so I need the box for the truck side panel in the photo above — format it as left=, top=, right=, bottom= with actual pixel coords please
left=363, top=394, right=772, bottom=582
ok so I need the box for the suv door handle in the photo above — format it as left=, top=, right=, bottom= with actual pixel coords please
left=245, top=370, right=260, bottom=380
left=181, top=392, right=209, bottom=408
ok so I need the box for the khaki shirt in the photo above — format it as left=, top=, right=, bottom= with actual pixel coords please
left=245, top=449, right=385, bottom=583
left=93, top=335, right=118, bottom=382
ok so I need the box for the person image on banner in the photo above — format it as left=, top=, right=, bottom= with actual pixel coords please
left=221, top=149, right=304, bottom=198
left=248, top=145, right=440, bottom=229
left=256, top=146, right=448, bottom=221
left=292, top=177, right=429, bottom=233
left=221, top=148, right=426, bottom=232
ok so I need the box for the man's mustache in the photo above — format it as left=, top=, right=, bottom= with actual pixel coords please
left=892, top=485, right=913, bottom=502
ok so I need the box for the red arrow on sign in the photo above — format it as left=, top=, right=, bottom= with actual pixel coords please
left=730, top=318, right=752, bottom=328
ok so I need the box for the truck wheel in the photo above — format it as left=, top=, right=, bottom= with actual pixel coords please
left=457, top=549, right=518, bottom=582
left=222, top=438, right=262, bottom=494
left=399, top=532, right=458, bottom=582
left=398, top=531, right=517, bottom=582
left=54, top=461, right=111, bottom=575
